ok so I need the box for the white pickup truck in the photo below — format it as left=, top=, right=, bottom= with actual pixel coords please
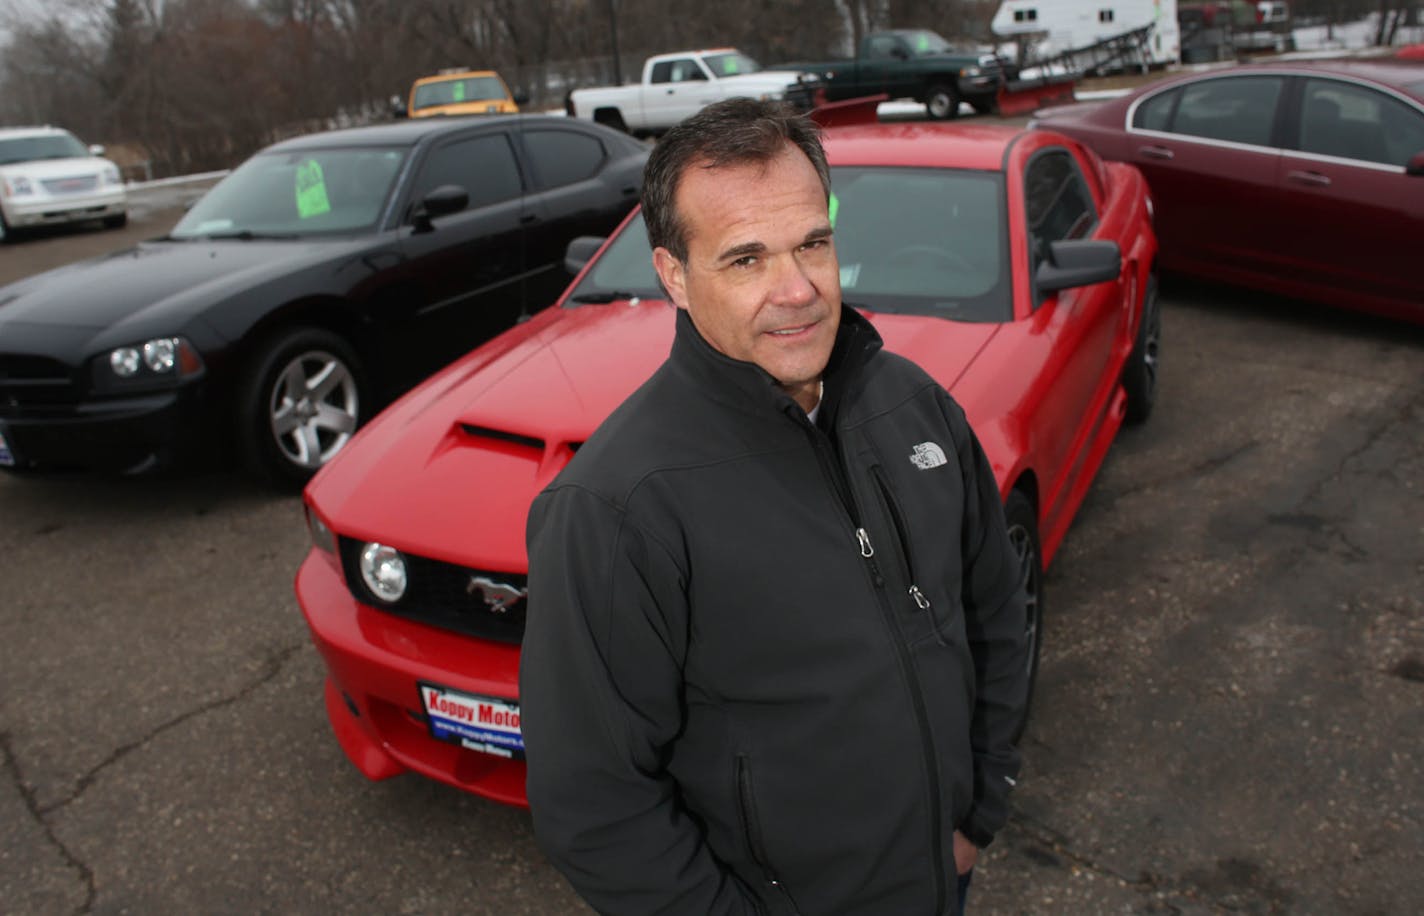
left=566, top=49, right=819, bottom=136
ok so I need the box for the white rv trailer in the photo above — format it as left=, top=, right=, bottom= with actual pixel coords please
left=991, top=0, right=1182, bottom=67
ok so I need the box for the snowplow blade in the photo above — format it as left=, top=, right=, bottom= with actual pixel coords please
left=810, top=93, right=890, bottom=128
left=997, top=76, right=1078, bottom=116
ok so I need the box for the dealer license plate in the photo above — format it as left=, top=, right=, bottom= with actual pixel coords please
left=419, top=682, right=524, bottom=760
left=0, top=427, right=14, bottom=467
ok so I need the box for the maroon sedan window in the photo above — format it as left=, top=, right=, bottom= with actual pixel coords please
left=1298, top=79, right=1424, bottom=168
left=1164, top=76, right=1285, bottom=147
left=1132, top=88, right=1179, bottom=131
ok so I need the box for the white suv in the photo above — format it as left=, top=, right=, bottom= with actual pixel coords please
left=0, top=126, right=128, bottom=238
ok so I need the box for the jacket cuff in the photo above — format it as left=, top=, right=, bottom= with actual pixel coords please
left=959, top=819, right=995, bottom=849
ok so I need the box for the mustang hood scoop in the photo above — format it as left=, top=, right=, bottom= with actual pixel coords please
left=312, top=302, right=677, bottom=569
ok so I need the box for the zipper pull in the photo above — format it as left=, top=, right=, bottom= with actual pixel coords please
left=909, top=585, right=930, bottom=610
left=856, top=527, right=874, bottom=558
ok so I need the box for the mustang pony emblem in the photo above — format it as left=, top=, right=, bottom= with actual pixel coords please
left=467, top=575, right=526, bottom=614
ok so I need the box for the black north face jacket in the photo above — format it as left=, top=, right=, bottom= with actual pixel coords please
left=521, top=306, right=1028, bottom=916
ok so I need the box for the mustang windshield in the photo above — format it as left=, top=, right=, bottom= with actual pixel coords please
left=170, top=146, right=408, bottom=239
left=568, top=166, right=1010, bottom=323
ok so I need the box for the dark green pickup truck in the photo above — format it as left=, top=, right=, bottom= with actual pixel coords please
left=779, top=29, right=1016, bottom=119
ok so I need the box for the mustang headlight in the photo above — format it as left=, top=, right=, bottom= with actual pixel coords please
left=96, top=336, right=205, bottom=390
left=359, top=543, right=407, bottom=603
left=3, top=176, right=34, bottom=196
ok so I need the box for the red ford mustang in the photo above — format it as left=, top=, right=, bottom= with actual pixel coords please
left=1030, top=58, right=1424, bottom=323
left=294, top=120, right=1158, bottom=805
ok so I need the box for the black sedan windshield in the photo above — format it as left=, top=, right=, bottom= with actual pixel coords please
left=171, top=146, right=408, bottom=239
left=569, top=166, right=1010, bottom=323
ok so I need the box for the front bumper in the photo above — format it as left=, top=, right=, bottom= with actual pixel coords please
left=0, top=385, right=208, bottom=473
left=294, top=550, right=529, bottom=806
left=2, top=189, right=127, bottom=228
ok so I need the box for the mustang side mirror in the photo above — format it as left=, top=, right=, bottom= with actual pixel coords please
left=564, top=236, right=606, bottom=275
left=1406, top=150, right=1424, bottom=177
left=412, top=185, right=468, bottom=232
left=1036, top=239, right=1122, bottom=297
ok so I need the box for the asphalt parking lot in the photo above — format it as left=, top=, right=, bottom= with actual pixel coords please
left=2, top=182, right=1422, bottom=915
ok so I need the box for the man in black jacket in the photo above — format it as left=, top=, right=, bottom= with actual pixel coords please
left=521, top=98, right=1029, bottom=915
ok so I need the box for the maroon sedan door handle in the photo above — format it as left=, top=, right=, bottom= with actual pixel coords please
left=1138, top=145, right=1174, bottom=160
left=1286, top=170, right=1332, bottom=187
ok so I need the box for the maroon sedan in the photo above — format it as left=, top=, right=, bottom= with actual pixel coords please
left=1031, top=58, right=1424, bottom=323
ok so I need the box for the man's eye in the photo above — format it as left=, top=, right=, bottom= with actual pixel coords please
left=731, top=255, right=758, bottom=268
left=802, top=239, right=830, bottom=252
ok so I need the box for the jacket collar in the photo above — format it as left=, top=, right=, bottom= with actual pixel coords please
left=668, top=305, right=883, bottom=422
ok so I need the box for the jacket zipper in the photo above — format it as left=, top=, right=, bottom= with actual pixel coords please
left=870, top=465, right=936, bottom=621
left=798, top=416, right=947, bottom=915
left=737, top=755, right=801, bottom=914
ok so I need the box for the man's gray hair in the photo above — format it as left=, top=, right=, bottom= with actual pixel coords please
left=641, top=97, right=831, bottom=264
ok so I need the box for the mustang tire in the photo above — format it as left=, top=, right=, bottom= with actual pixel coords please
left=240, top=327, right=365, bottom=487
left=1005, top=489, right=1043, bottom=743
left=1122, top=273, right=1160, bottom=425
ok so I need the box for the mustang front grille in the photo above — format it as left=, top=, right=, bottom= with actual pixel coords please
left=337, top=537, right=526, bottom=644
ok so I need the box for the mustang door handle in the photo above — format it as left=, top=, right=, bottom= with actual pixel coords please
left=1286, top=170, right=1332, bottom=187
left=1138, top=145, right=1174, bottom=160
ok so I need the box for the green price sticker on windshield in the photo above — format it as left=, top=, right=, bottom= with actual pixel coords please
left=295, top=159, right=331, bottom=219
left=828, top=192, right=840, bottom=228
left=725, top=58, right=739, bottom=74
left=453, top=80, right=466, bottom=102
left=917, top=34, right=931, bottom=52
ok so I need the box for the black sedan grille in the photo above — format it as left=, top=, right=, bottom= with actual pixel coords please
left=0, top=354, right=78, bottom=408
left=337, top=537, right=526, bottom=644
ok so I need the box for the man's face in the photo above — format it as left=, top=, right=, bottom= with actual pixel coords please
left=652, top=142, right=841, bottom=409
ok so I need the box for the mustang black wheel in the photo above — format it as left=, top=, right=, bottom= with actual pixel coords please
left=1123, top=273, right=1160, bottom=425
left=925, top=83, right=962, bottom=120
left=240, top=327, right=365, bottom=486
left=1004, top=489, right=1043, bottom=743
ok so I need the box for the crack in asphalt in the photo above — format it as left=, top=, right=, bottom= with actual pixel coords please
left=1294, top=384, right=1424, bottom=511
left=1, top=731, right=95, bottom=914
left=1, top=643, right=303, bottom=913
left=1096, top=440, right=1261, bottom=505
left=37, top=643, right=304, bottom=816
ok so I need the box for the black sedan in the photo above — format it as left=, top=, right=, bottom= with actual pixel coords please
left=0, top=115, right=647, bottom=483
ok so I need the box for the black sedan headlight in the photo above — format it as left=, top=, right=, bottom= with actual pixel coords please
left=91, top=335, right=206, bottom=392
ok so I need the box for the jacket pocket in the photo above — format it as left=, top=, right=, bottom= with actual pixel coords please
left=735, top=754, right=802, bottom=916
left=869, top=465, right=949, bottom=645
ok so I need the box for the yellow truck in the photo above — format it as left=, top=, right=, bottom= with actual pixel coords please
left=396, top=69, right=525, bottom=118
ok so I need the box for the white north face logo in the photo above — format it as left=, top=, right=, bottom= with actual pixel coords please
left=909, top=442, right=947, bottom=470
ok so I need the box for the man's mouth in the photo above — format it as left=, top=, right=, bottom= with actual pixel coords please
left=768, top=322, right=817, bottom=337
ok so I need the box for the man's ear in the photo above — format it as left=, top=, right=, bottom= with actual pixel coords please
left=652, top=247, right=689, bottom=310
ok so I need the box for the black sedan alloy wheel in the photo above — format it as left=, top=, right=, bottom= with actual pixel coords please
left=241, top=327, right=365, bottom=486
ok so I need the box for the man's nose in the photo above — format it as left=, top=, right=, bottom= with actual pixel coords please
left=768, top=254, right=816, bottom=306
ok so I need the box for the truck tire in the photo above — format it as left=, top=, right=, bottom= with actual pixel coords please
left=925, top=83, right=962, bottom=120
left=593, top=108, right=629, bottom=134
